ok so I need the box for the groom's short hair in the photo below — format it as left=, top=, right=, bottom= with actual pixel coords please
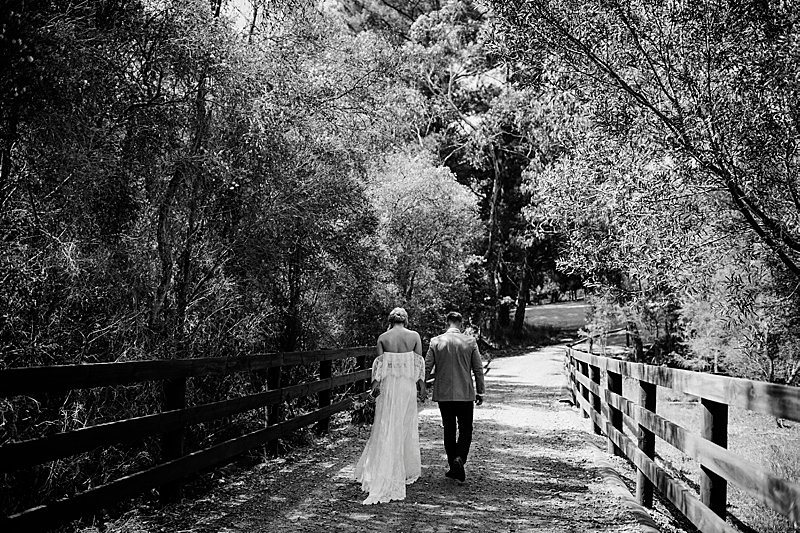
left=446, top=311, right=462, bottom=324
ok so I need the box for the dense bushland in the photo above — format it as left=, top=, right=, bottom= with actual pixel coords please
left=4, top=1, right=800, bottom=531
left=0, top=0, right=481, bottom=520
left=490, top=0, right=800, bottom=384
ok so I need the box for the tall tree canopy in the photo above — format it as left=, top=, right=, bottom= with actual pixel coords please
left=490, top=0, right=800, bottom=385
left=495, top=0, right=800, bottom=278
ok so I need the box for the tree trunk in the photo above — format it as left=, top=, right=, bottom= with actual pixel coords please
left=248, top=3, right=259, bottom=44
left=406, top=270, right=416, bottom=300
left=175, top=179, right=197, bottom=337
left=626, top=319, right=644, bottom=362
left=768, top=355, right=775, bottom=383
left=151, top=170, right=181, bottom=334
left=495, top=254, right=511, bottom=330
left=486, top=146, right=504, bottom=335
left=486, top=146, right=502, bottom=262
left=497, top=298, right=511, bottom=330
left=151, top=63, right=210, bottom=342
left=512, top=249, right=534, bottom=335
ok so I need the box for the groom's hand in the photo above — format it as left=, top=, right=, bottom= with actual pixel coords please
left=475, top=394, right=483, bottom=406
left=370, top=386, right=380, bottom=398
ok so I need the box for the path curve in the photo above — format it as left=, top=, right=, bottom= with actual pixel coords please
left=135, top=347, right=648, bottom=533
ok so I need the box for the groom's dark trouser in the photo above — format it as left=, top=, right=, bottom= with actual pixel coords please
left=438, top=401, right=474, bottom=465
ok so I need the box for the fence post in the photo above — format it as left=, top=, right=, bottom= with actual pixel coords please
left=315, top=359, right=333, bottom=434
left=700, top=398, right=728, bottom=518
left=578, top=360, right=590, bottom=419
left=636, top=380, right=657, bottom=507
left=589, top=363, right=602, bottom=434
left=355, top=353, right=367, bottom=394
left=566, top=349, right=577, bottom=406
left=160, top=377, right=186, bottom=502
left=606, top=369, right=623, bottom=457
left=267, top=364, right=283, bottom=455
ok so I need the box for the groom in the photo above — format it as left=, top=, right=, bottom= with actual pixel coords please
left=425, top=311, right=485, bottom=483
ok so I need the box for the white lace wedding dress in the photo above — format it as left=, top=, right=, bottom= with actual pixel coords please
left=354, top=351, right=425, bottom=505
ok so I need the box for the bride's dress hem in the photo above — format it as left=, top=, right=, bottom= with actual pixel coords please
left=358, top=475, right=420, bottom=505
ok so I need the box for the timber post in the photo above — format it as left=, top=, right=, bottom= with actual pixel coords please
left=589, top=363, right=602, bottom=435
left=567, top=350, right=577, bottom=405
left=606, top=368, right=623, bottom=457
left=160, top=376, right=186, bottom=502
left=700, top=398, right=728, bottom=518
left=355, top=353, right=367, bottom=394
left=636, top=380, right=657, bottom=507
left=579, top=360, right=590, bottom=419
left=315, top=359, right=333, bottom=434
left=267, top=364, right=283, bottom=455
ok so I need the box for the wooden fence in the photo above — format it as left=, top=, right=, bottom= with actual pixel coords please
left=566, top=345, right=800, bottom=532
left=0, top=347, right=374, bottom=532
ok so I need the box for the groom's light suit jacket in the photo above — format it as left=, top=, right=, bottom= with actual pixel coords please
left=425, top=327, right=485, bottom=402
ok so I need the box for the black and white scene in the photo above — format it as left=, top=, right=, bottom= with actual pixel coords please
left=1, top=1, right=799, bottom=532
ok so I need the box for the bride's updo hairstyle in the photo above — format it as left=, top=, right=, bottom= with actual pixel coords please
left=387, top=307, right=409, bottom=327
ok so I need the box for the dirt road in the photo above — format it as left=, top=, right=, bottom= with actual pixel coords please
left=133, top=346, right=650, bottom=533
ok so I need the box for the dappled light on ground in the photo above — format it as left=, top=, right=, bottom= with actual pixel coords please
left=135, top=346, right=644, bottom=532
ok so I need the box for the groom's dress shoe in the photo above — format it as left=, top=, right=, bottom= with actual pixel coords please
left=452, top=457, right=466, bottom=482
left=445, top=468, right=457, bottom=480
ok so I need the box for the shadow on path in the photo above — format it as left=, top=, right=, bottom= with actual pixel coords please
left=140, top=347, right=642, bottom=533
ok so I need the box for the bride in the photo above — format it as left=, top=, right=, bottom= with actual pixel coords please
left=354, top=307, right=426, bottom=505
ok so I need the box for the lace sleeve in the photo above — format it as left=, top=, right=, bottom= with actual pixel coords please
left=371, top=355, right=384, bottom=382
left=415, top=354, right=424, bottom=382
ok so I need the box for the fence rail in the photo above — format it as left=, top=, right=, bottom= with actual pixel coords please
left=0, top=346, right=373, bottom=532
left=566, top=346, right=800, bottom=533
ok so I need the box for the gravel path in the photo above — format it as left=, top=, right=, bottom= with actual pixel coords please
left=134, top=346, right=651, bottom=533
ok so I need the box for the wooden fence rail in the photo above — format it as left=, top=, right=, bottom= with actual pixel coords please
left=566, top=346, right=800, bottom=533
left=0, top=346, right=374, bottom=532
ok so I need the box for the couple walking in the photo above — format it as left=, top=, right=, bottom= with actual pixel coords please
left=354, top=308, right=485, bottom=505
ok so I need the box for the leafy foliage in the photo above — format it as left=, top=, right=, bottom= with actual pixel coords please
left=367, top=150, right=481, bottom=338
left=0, top=0, right=416, bottom=519
left=492, top=0, right=800, bottom=387
left=395, top=0, right=571, bottom=338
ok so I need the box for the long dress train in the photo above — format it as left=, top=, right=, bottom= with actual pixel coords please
left=354, top=351, right=425, bottom=505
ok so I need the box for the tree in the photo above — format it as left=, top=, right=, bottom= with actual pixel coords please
left=525, top=117, right=692, bottom=359
left=398, top=0, right=568, bottom=337
left=332, top=0, right=442, bottom=42
left=368, top=150, right=481, bottom=337
left=0, top=0, right=403, bottom=515
left=494, top=0, right=800, bottom=281
left=496, top=1, right=800, bottom=383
